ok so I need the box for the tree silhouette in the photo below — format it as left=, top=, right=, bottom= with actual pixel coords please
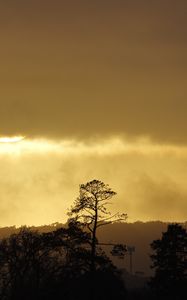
left=150, top=223, right=187, bottom=300
left=68, top=180, right=127, bottom=272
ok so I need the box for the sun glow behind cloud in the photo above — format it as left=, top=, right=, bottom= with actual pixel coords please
left=0, top=136, right=187, bottom=226
left=0, top=136, right=25, bottom=143
left=0, top=136, right=187, bottom=157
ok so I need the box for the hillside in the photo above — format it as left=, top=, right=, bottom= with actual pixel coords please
left=0, top=221, right=186, bottom=276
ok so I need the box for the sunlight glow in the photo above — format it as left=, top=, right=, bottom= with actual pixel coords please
left=0, top=136, right=25, bottom=143
left=0, top=136, right=187, bottom=157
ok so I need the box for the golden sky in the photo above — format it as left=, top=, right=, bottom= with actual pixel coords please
left=0, top=0, right=187, bottom=225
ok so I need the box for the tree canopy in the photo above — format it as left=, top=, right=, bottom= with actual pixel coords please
left=150, top=223, right=187, bottom=300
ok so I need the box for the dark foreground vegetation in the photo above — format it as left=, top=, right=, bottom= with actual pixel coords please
left=0, top=180, right=186, bottom=300
left=0, top=224, right=126, bottom=300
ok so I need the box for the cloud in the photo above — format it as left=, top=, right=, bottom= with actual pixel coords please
left=0, top=0, right=187, bottom=143
left=125, top=175, right=187, bottom=222
left=0, top=137, right=186, bottom=226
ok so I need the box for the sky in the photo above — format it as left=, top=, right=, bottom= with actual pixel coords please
left=0, top=0, right=187, bottom=226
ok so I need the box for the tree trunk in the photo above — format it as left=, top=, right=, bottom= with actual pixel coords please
left=90, top=198, right=98, bottom=273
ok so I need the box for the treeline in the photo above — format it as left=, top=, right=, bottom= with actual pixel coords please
left=0, top=222, right=125, bottom=300
left=0, top=222, right=187, bottom=300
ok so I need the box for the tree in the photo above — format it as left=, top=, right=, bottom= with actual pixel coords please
left=68, top=179, right=127, bottom=272
left=150, top=223, right=187, bottom=300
